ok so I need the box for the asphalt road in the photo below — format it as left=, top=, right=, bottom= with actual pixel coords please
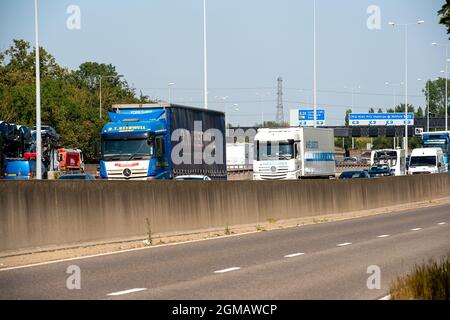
left=1, top=204, right=449, bottom=300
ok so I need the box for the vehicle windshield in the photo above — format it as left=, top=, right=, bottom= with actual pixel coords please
left=409, top=156, right=436, bottom=167
left=102, top=138, right=154, bottom=161
left=340, top=171, right=365, bottom=179
left=373, top=151, right=397, bottom=166
left=257, top=141, right=294, bottom=160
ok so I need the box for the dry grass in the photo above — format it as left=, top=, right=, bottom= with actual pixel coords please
left=390, top=256, right=450, bottom=300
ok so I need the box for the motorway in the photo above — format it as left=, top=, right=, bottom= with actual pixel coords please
left=0, top=204, right=449, bottom=300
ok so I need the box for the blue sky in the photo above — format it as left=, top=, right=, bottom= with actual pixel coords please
left=1, top=0, right=449, bottom=126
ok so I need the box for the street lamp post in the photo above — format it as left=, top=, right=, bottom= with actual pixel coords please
left=225, top=103, right=239, bottom=130
left=99, top=75, right=123, bottom=119
left=389, top=19, right=424, bottom=162
left=168, top=82, right=175, bottom=104
left=34, top=0, right=42, bottom=180
left=217, top=96, right=228, bottom=132
left=432, top=42, right=449, bottom=131
left=417, top=78, right=431, bottom=132
left=256, top=92, right=270, bottom=126
left=344, top=85, right=361, bottom=149
left=385, top=81, right=404, bottom=108
left=386, top=81, right=404, bottom=147
left=203, top=0, right=208, bottom=109
left=313, top=0, right=317, bottom=128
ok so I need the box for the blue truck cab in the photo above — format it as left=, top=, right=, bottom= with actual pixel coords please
left=421, top=131, right=450, bottom=172
left=100, top=103, right=226, bottom=180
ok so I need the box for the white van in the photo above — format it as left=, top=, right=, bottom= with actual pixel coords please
left=370, top=149, right=406, bottom=176
left=408, top=148, right=446, bottom=175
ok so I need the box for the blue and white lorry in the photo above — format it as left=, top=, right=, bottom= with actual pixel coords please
left=99, top=103, right=227, bottom=180
left=253, top=127, right=336, bottom=180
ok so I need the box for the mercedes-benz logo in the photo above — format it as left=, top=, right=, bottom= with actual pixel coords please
left=123, top=168, right=132, bottom=178
left=270, top=166, right=276, bottom=173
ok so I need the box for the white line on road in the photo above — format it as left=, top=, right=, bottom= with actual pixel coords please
left=0, top=230, right=260, bottom=272
left=337, top=242, right=352, bottom=247
left=410, top=228, right=422, bottom=231
left=214, top=267, right=241, bottom=274
left=107, top=288, right=147, bottom=296
left=377, top=235, right=390, bottom=238
left=438, top=222, right=446, bottom=225
left=284, top=253, right=305, bottom=258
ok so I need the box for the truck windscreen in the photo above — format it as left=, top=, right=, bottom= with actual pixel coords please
left=409, top=156, right=436, bottom=167
left=374, top=151, right=397, bottom=165
left=102, top=138, right=154, bottom=160
left=257, top=142, right=293, bottom=161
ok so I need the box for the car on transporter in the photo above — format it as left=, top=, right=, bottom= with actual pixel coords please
left=58, top=173, right=96, bottom=180
left=338, top=170, right=370, bottom=179
left=174, top=175, right=212, bottom=181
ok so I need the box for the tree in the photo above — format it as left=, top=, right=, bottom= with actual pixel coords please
left=345, top=109, right=352, bottom=126
left=0, top=39, right=155, bottom=161
left=438, top=1, right=450, bottom=38
left=368, top=108, right=375, bottom=113
left=416, top=106, right=424, bottom=118
left=423, top=78, right=448, bottom=117
left=255, top=121, right=289, bottom=128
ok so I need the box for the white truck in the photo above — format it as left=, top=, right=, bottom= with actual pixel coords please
left=370, top=149, right=406, bottom=176
left=253, top=127, right=335, bottom=180
left=226, top=142, right=253, bottom=170
left=408, top=147, right=446, bottom=175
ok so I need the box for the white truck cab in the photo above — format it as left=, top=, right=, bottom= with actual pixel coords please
left=253, top=127, right=335, bottom=180
left=408, top=148, right=446, bottom=175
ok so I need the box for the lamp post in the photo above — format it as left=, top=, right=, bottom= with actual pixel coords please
left=385, top=81, right=404, bottom=147
left=432, top=42, right=449, bottom=131
left=389, top=19, right=424, bottom=162
left=203, top=0, right=208, bottom=109
left=99, top=75, right=123, bottom=119
left=226, top=103, right=239, bottom=129
left=313, top=0, right=317, bottom=128
left=385, top=81, right=404, bottom=108
left=218, top=96, right=229, bottom=132
left=168, top=82, right=175, bottom=104
left=417, top=78, right=431, bottom=132
left=344, top=85, right=361, bottom=149
left=34, top=0, right=42, bottom=179
left=256, top=92, right=271, bottom=126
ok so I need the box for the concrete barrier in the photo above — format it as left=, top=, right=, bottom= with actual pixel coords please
left=1, top=174, right=450, bottom=253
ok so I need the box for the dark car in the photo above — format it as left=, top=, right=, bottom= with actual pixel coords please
left=368, top=165, right=392, bottom=178
left=58, top=173, right=96, bottom=180
left=338, top=170, right=370, bottom=179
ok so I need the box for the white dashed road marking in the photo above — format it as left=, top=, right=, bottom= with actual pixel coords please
left=377, top=235, right=390, bottom=238
left=410, top=228, right=422, bottom=231
left=107, top=288, right=147, bottom=296
left=214, top=267, right=241, bottom=274
left=337, top=242, right=352, bottom=247
left=284, top=253, right=305, bottom=258
left=438, top=222, right=446, bottom=225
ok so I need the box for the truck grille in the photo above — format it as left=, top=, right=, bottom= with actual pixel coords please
left=259, top=173, right=288, bottom=180
left=107, top=169, right=148, bottom=179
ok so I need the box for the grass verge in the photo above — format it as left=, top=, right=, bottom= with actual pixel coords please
left=390, top=255, right=450, bottom=300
